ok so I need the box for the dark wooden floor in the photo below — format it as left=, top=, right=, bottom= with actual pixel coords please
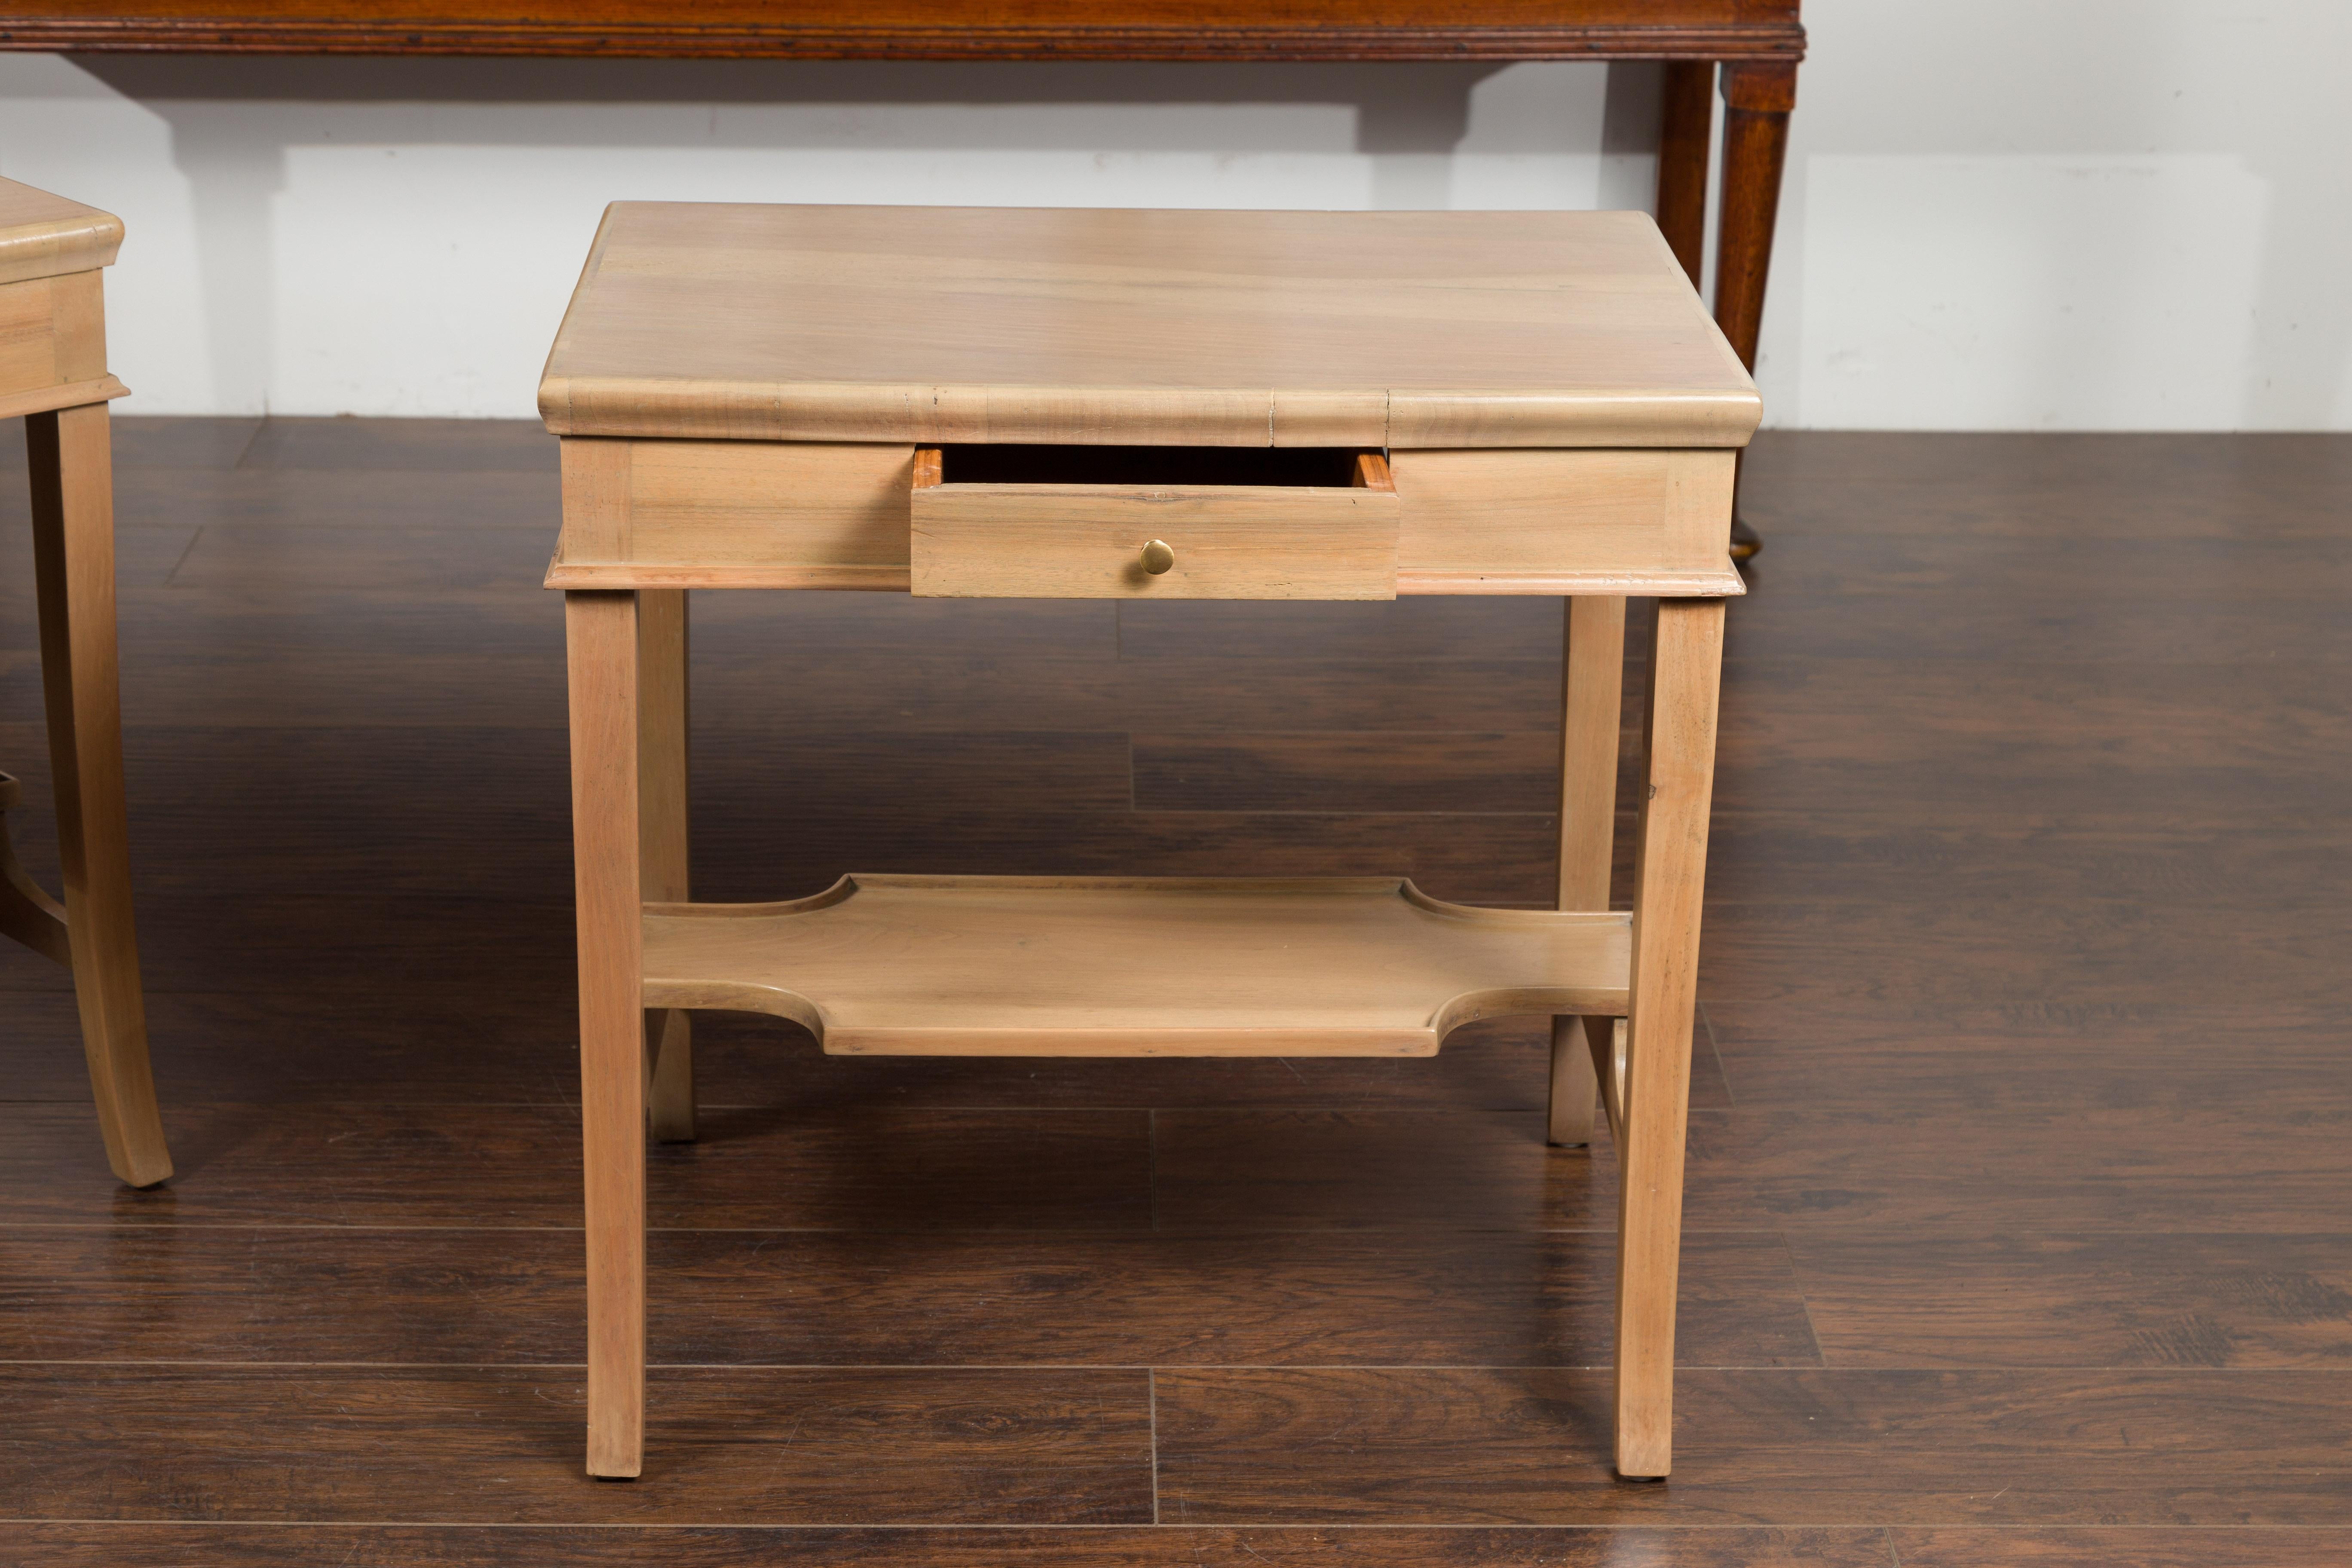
left=2, top=419, right=2349, bottom=1566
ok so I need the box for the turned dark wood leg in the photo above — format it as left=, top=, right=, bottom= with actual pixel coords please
left=1715, top=61, right=1797, bottom=564
left=1654, top=61, right=1714, bottom=289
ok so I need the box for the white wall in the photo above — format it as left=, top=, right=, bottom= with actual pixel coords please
left=0, top=0, right=2345, bottom=430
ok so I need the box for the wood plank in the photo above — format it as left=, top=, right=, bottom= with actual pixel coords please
left=0, top=1525, right=1899, bottom=1568
left=1740, top=431, right=2352, bottom=540
left=1694, top=894, right=2352, bottom=1012
left=1889, top=1529, right=2352, bottom=1567
left=1135, top=732, right=1562, bottom=814
left=0, top=1101, right=1154, bottom=1229
left=1150, top=1109, right=1762, bottom=1233
left=0, top=892, right=584, bottom=997
left=1679, top=1107, right=2352, bottom=1235
left=1115, top=596, right=1568, bottom=662
left=1105, top=656, right=1569, bottom=735
left=0, top=1365, right=1153, bottom=1523
left=1718, top=659, right=2352, bottom=777
left=0, top=1228, right=1819, bottom=1369
left=1699, top=820, right=2352, bottom=911
left=0, top=988, right=577, bottom=1103
left=1154, top=1367, right=2352, bottom=1524
left=1787, top=1232, right=2352, bottom=1369
left=1702, top=1004, right=2352, bottom=1117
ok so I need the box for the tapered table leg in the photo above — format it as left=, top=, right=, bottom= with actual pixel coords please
left=637, top=588, right=694, bottom=1144
left=1612, top=595, right=1725, bottom=1479
left=569, top=589, right=647, bottom=1479
left=1548, top=594, right=1626, bottom=1148
left=27, top=403, right=171, bottom=1190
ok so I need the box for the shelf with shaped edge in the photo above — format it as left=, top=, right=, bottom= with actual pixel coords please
left=643, top=873, right=1629, bottom=1057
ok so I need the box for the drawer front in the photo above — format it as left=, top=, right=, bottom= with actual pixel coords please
left=910, top=450, right=1400, bottom=600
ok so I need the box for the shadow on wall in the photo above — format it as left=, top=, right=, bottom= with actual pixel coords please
left=43, top=55, right=1660, bottom=414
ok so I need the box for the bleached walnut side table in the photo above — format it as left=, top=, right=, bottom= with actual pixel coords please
left=539, top=202, right=1757, bottom=1482
left=0, top=178, right=172, bottom=1189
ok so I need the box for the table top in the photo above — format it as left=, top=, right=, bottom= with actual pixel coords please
left=539, top=203, right=1761, bottom=449
left=0, top=0, right=1802, bottom=61
left=0, top=178, right=122, bottom=288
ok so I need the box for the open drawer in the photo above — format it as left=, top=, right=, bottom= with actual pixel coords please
left=910, top=444, right=1400, bottom=600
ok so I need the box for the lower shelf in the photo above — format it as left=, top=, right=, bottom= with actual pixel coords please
left=643, top=874, right=1629, bottom=1057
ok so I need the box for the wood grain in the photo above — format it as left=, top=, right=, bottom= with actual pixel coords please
left=637, top=587, right=695, bottom=1142
left=0, top=269, right=106, bottom=396
left=0, top=1100, right=1156, bottom=1230
left=1889, top=1530, right=2352, bottom=1567
left=566, top=588, right=648, bottom=1473
left=1148, top=1109, right=1758, bottom=1234
left=1786, top=1231, right=2352, bottom=1369
left=26, top=401, right=172, bottom=1187
left=1548, top=592, right=1625, bottom=1146
left=1654, top=62, right=1715, bottom=288
left=0, top=1364, right=1154, bottom=1523
left=540, top=206, right=1758, bottom=450
left=1154, top=1367, right=2352, bottom=1524
left=0, top=1526, right=1896, bottom=1568
left=1611, top=595, right=1724, bottom=1475
left=0, top=1228, right=1820, bottom=1369
left=643, top=876, right=1629, bottom=1056
left=1389, top=447, right=1742, bottom=592
left=7, top=418, right=2352, bottom=1555
left=0, top=0, right=1806, bottom=63
left=912, top=473, right=1400, bottom=601
left=0, top=176, right=122, bottom=286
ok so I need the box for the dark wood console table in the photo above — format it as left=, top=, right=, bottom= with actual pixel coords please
left=0, top=0, right=1797, bottom=556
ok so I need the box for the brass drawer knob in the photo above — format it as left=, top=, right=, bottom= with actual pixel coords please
left=1140, top=539, right=1176, bottom=575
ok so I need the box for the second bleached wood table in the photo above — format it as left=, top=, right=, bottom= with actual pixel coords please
left=0, top=178, right=171, bottom=1191
left=539, top=202, right=1756, bottom=1482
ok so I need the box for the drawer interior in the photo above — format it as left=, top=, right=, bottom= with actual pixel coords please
left=930, top=444, right=1384, bottom=489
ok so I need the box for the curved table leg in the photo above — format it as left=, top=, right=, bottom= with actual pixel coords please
left=27, top=404, right=172, bottom=1190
